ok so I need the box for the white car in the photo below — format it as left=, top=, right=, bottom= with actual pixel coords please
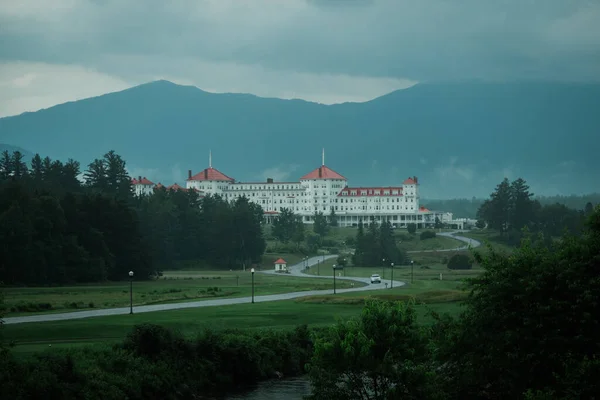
left=370, top=274, right=381, bottom=284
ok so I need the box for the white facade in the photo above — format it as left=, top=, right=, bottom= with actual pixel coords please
left=132, top=152, right=458, bottom=228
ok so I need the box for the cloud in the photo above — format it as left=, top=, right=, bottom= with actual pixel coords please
left=258, top=165, right=301, bottom=182
left=0, top=62, right=130, bottom=117
left=434, top=157, right=475, bottom=183
left=1, top=0, right=599, bottom=115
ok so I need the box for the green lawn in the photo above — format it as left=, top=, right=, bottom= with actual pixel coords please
left=3, top=270, right=359, bottom=317
left=398, top=235, right=463, bottom=252
left=456, top=230, right=516, bottom=253
left=307, top=262, right=481, bottom=282
left=3, top=287, right=464, bottom=358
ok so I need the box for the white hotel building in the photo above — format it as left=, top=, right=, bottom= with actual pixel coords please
left=132, top=152, right=461, bottom=229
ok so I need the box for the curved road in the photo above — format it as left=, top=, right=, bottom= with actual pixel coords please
left=3, top=231, right=479, bottom=325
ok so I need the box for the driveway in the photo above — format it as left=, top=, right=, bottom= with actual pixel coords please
left=406, top=231, right=482, bottom=253
left=2, top=231, right=477, bottom=325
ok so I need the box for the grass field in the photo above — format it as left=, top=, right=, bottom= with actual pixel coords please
left=455, top=230, right=516, bottom=253
left=2, top=281, right=466, bottom=358
left=398, top=235, right=463, bottom=252
left=307, top=260, right=481, bottom=282
left=3, top=270, right=360, bottom=317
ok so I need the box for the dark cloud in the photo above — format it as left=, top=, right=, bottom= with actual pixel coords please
left=1, top=0, right=599, bottom=82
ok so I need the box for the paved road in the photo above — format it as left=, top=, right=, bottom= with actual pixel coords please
left=3, top=231, right=477, bottom=325
left=406, top=231, right=481, bottom=253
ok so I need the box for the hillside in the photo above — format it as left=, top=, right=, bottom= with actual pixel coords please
left=0, top=80, right=598, bottom=198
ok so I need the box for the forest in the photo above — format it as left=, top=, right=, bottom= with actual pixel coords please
left=476, top=177, right=594, bottom=245
left=0, top=150, right=265, bottom=285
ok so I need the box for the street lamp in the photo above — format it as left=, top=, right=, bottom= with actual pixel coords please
left=390, top=262, right=394, bottom=289
left=382, top=258, right=386, bottom=279
left=410, top=260, right=414, bottom=284
left=333, top=264, right=337, bottom=294
left=128, top=270, right=134, bottom=314
left=305, top=256, right=309, bottom=269
left=251, top=268, right=255, bottom=303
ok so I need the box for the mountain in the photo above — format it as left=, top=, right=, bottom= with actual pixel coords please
left=0, top=80, right=598, bottom=198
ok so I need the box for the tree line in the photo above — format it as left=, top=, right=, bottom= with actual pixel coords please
left=476, top=177, right=594, bottom=244
left=424, top=193, right=599, bottom=219
left=352, top=219, right=407, bottom=267
left=0, top=150, right=265, bottom=285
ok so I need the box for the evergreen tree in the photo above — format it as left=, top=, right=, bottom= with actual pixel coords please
left=313, top=211, right=329, bottom=237
left=328, top=207, right=338, bottom=227
left=272, top=208, right=298, bottom=243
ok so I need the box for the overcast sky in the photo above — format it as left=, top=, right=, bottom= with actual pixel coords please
left=1, top=0, right=599, bottom=117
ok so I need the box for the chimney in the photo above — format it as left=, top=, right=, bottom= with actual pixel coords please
left=414, top=176, right=418, bottom=184
left=138, top=175, right=142, bottom=182
left=318, top=167, right=322, bottom=178
left=188, top=170, right=192, bottom=179
left=267, top=178, right=273, bottom=183
left=204, top=169, right=208, bottom=179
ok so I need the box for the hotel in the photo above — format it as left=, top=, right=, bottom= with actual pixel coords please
left=132, top=150, right=462, bottom=229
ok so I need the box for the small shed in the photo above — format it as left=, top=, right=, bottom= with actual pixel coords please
left=274, top=258, right=288, bottom=272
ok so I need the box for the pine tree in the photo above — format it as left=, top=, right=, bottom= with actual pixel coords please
left=328, top=207, right=338, bottom=227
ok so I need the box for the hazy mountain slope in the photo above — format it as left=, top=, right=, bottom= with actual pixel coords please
left=0, top=80, right=598, bottom=198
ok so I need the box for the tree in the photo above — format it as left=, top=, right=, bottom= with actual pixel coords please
left=313, top=211, right=329, bottom=237
left=380, top=221, right=401, bottom=263
left=231, top=196, right=266, bottom=268
left=352, top=221, right=366, bottom=266
left=437, top=208, right=600, bottom=399
left=475, top=219, right=486, bottom=229
left=272, top=208, right=298, bottom=243
left=509, top=178, right=537, bottom=232
left=446, top=253, right=472, bottom=270
left=306, top=299, right=437, bottom=400
left=585, top=201, right=594, bottom=216
left=407, top=223, right=417, bottom=234
left=328, top=207, right=338, bottom=227
left=434, top=217, right=443, bottom=229
left=477, top=177, right=512, bottom=235
left=84, top=150, right=132, bottom=201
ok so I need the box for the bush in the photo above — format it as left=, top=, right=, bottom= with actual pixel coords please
left=420, top=230, right=437, bottom=240
left=447, top=254, right=473, bottom=270
left=0, top=323, right=315, bottom=399
left=407, top=223, right=417, bottom=234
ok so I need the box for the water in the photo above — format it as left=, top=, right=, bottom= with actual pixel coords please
left=226, top=376, right=312, bottom=400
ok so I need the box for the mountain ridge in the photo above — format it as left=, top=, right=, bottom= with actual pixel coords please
left=0, top=80, right=598, bottom=198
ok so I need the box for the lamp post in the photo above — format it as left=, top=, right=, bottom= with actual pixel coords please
left=251, top=268, right=255, bottom=303
left=128, top=270, right=134, bottom=314
left=317, top=259, right=320, bottom=276
left=390, top=262, right=394, bottom=289
left=382, top=258, right=386, bottom=279
left=305, top=256, right=309, bottom=270
left=333, top=264, right=337, bottom=294
left=410, top=260, right=414, bottom=284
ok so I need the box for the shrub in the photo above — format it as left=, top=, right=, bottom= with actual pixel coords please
left=420, top=230, right=436, bottom=240
left=407, top=223, right=417, bottom=234
left=447, top=254, right=473, bottom=270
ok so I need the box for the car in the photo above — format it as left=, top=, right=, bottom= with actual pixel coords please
left=370, top=274, right=381, bottom=284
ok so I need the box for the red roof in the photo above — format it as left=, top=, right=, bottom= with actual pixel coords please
left=167, top=183, right=184, bottom=191
left=131, top=176, right=154, bottom=185
left=274, top=258, right=287, bottom=264
left=264, top=211, right=280, bottom=214
left=338, top=186, right=403, bottom=197
left=403, top=176, right=418, bottom=185
left=188, top=167, right=234, bottom=182
left=300, top=165, right=346, bottom=180
left=154, top=183, right=165, bottom=189
left=419, top=206, right=430, bottom=212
